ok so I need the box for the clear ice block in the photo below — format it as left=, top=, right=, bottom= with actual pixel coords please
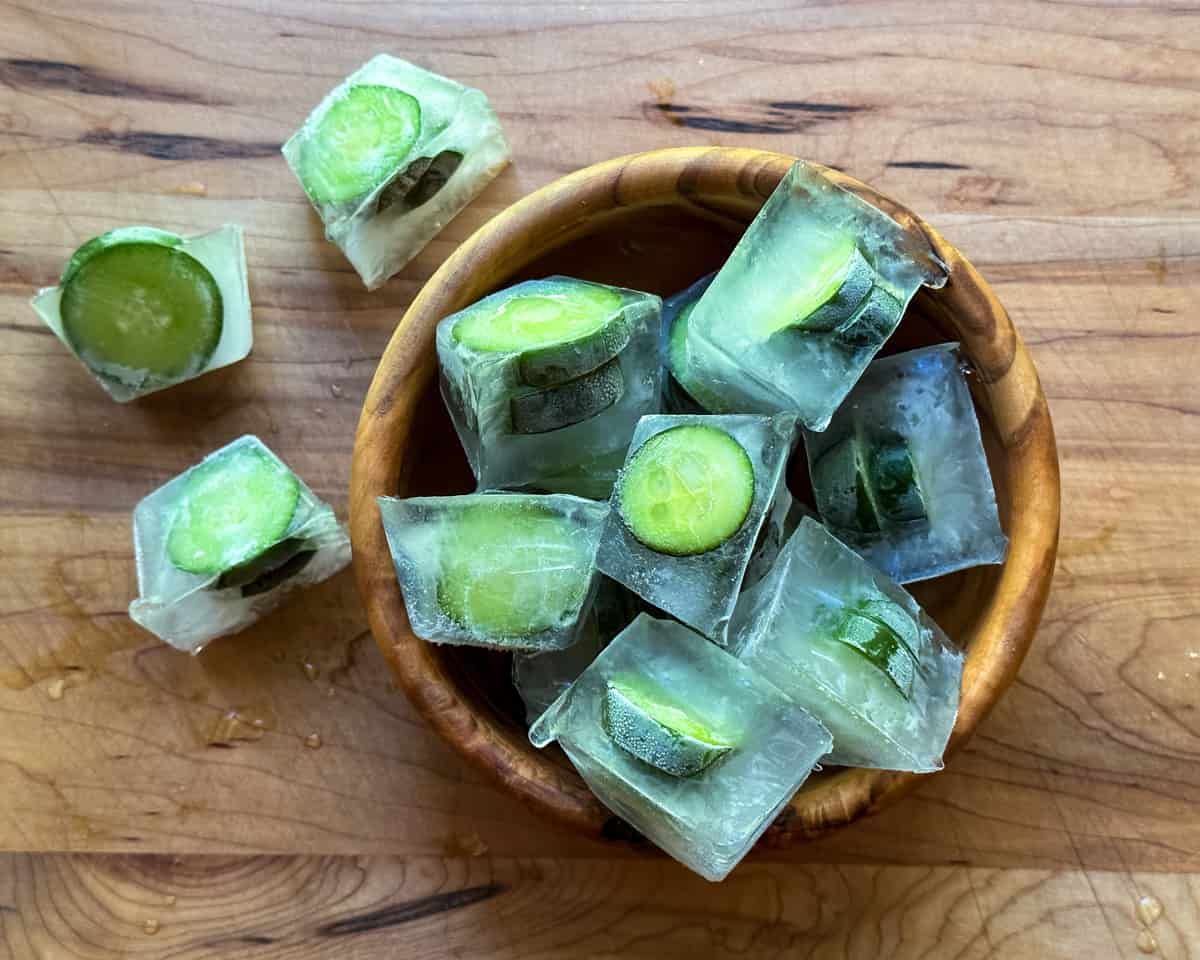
left=512, top=577, right=643, bottom=723
left=378, top=492, right=608, bottom=652
left=660, top=272, right=717, bottom=414
left=681, top=160, right=948, bottom=429
left=803, top=342, right=1007, bottom=583
left=730, top=517, right=963, bottom=772
left=30, top=225, right=252, bottom=402
left=437, top=277, right=663, bottom=498
left=596, top=414, right=795, bottom=642
left=128, top=436, right=351, bottom=653
left=283, top=54, right=511, bottom=289
left=530, top=613, right=832, bottom=882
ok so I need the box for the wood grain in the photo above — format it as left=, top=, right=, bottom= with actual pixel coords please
left=2, top=0, right=1199, bottom=953
left=0, top=854, right=1196, bottom=959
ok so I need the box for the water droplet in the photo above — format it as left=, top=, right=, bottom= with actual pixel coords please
left=330, top=383, right=344, bottom=399
left=46, top=678, right=66, bottom=701
left=302, top=662, right=319, bottom=681
left=165, top=895, right=177, bottom=906
left=304, top=732, right=323, bottom=750
left=143, top=919, right=160, bottom=935
left=1136, top=894, right=1163, bottom=926
left=1135, top=930, right=1158, bottom=954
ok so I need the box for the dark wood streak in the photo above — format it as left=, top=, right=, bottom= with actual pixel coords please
left=0, top=58, right=214, bottom=105
left=767, top=101, right=868, bottom=114
left=887, top=161, right=972, bottom=170
left=649, top=100, right=867, bottom=135
left=315, top=884, right=505, bottom=937
left=80, top=130, right=281, bottom=161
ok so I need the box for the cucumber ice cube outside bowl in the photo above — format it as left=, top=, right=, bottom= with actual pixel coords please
left=349, top=147, right=1061, bottom=850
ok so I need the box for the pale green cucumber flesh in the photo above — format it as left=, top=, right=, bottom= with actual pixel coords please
left=435, top=501, right=593, bottom=638
left=298, top=84, right=422, bottom=206
left=166, top=445, right=301, bottom=575
left=777, top=246, right=876, bottom=335
left=60, top=241, right=223, bottom=383
left=602, top=677, right=734, bottom=777
left=508, top=357, right=625, bottom=434
left=617, top=424, right=755, bottom=556
left=452, top=281, right=631, bottom=387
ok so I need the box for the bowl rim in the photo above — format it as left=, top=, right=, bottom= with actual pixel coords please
left=350, top=146, right=1061, bottom=846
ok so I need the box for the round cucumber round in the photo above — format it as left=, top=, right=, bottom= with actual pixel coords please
left=298, top=84, right=422, bottom=206
left=811, top=435, right=882, bottom=534
left=509, top=356, right=625, bottom=434
left=436, top=501, right=593, bottom=638
left=60, top=239, right=223, bottom=385
left=166, top=444, right=301, bottom=575
left=835, top=610, right=916, bottom=699
left=602, top=677, right=734, bottom=777
left=451, top=281, right=631, bottom=387
left=868, top=436, right=926, bottom=524
left=617, top=425, right=755, bottom=556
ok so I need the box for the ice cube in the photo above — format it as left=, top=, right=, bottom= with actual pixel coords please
left=530, top=613, right=832, bottom=881
left=660, top=272, right=718, bottom=414
left=128, top=436, right=351, bottom=653
left=730, top=517, right=963, bottom=772
left=282, top=54, right=511, bottom=289
left=437, top=276, right=663, bottom=498
left=803, top=342, right=1007, bottom=582
left=681, top=160, right=948, bottom=429
left=513, top=577, right=644, bottom=723
left=596, top=414, right=795, bottom=642
left=30, top=225, right=252, bottom=402
left=378, top=492, right=608, bottom=652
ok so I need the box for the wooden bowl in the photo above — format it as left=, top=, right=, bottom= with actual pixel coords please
left=350, top=147, right=1060, bottom=848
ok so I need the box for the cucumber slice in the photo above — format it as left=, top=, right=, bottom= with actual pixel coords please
left=215, top=537, right=315, bottom=597
left=166, top=444, right=301, bottom=575
left=868, top=435, right=927, bottom=524
left=834, top=610, right=916, bottom=699
left=378, top=150, right=464, bottom=213
left=602, top=677, right=734, bottom=776
left=855, top=594, right=921, bottom=661
left=833, top=286, right=903, bottom=350
left=60, top=235, right=223, bottom=385
left=436, top=501, right=594, bottom=637
left=666, top=300, right=725, bottom=413
left=509, top=357, right=625, bottom=434
left=617, top=425, right=755, bottom=556
left=451, top=281, right=631, bottom=387
left=753, top=234, right=872, bottom=338
left=298, top=84, right=422, bottom=206
left=811, top=435, right=882, bottom=534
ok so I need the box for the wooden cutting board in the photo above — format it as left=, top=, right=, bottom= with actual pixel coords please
left=1, top=1, right=1197, bottom=956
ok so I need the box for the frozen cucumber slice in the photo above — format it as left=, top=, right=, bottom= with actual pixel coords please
left=812, top=435, right=882, bottom=534
left=753, top=234, right=872, bottom=338
left=215, top=537, right=315, bottom=597
left=378, top=150, right=464, bottom=213
left=855, top=594, right=921, bottom=661
left=436, top=501, right=594, bottom=637
left=166, top=444, right=301, bottom=575
left=834, top=610, right=916, bottom=699
left=868, top=435, right=927, bottom=524
left=617, top=425, right=755, bottom=556
left=602, top=677, right=735, bottom=777
left=509, top=357, right=625, bottom=434
left=666, top=300, right=726, bottom=413
left=452, top=281, right=631, bottom=387
left=298, top=84, right=422, bottom=206
left=833, top=286, right=903, bottom=350
left=59, top=232, right=223, bottom=385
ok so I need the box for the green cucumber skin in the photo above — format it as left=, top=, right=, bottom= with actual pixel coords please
left=835, top=611, right=916, bottom=699
left=812, top=436, right=881, bottom=534
left=508, top=357, right=625, bottom=435
left=785, top=247, right=876, bottom=334
left=515, top=308, right=633, bottom=388
left=62, top=227, right=182, bottom=287
left=376, top=150, right=464, bottom=214
left=215, top=537, right=314, bottom=596
left=869, top=438, right=927, bottom=524
left=601, top=685, right=732, bottom=777
left=833, top=286, right=903, bottom=351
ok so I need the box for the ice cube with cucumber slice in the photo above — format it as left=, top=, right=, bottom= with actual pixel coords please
left=730, top=517, right=962, bottom=773
left=803, top=342, right=1007, bottom=583
left=679, top=160, right=948, bottom=429
left=377, top=492, right=608, bottom=652
left=530, top=613, right=832, bottom=882
left=282, top=54, right=511, bottom=289
left=596, top=413, right=795, bottom=643
left=128, top=436, right=351, bottom=653
left=437, top=276, right=662, bottom=498
left=30, top=225, right=252, bottom=402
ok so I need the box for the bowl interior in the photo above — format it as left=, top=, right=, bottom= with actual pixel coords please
left=397, top=199, right=1013, bottom=809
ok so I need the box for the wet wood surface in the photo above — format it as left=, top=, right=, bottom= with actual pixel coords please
left=0, top=0, right=1197, bottom=956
